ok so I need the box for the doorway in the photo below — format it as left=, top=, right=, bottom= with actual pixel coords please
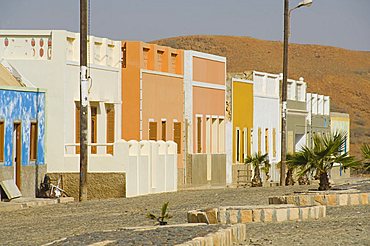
left=13, top=123, right=21, bottom=190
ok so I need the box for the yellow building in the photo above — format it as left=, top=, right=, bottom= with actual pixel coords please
left=232, top=78, right=253, bottom=164
left=330, top=112, right=351, bottom=178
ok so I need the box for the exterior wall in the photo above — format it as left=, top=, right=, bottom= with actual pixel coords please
left=286, top=77, right=308, bottom=153
left=330, top=112, right=350, bottom=152
left=0, top=86, right=46, bottom=197
left=121, top=41, right=185, bottom=185
left=306, top=93, right=331, bottom=148
left=48, top=172, right=126, bottom=200
left=0, top=30, right=122, bottom=174
left=184, top=50, right=227, bottom=186
left=253, top=71, right=281, bottom=183
left=231, top=78, right=253, bottom=164
left=330, top=112, right=351, bottom=178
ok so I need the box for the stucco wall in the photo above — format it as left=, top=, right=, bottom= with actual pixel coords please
left=0, top=88, right=45, bottom=166
left=232, top=79, right=253, bottom=164
left=48, top=172, right=126, bottom=200
left=331, top=112, right=350, bottom=153
left=0, top=30, right=122, bottom=174
left=253, top=71, right=281, bottom=183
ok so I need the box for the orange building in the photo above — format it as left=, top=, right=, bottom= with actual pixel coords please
left=121, top=41, right=185, bottom=183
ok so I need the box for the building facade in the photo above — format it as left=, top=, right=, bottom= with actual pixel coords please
left=330, top=112, right=351, bottom=178
left=252, top=71, right=281, bottom=183
left=0, top=64, right=46, bottom=197
left=0, top=30, right=123, bottom=198
left=121, top=41, right=184, bottom=184
left=286, top=77, right=308, bottom=153
left=306, top=93, right=331, bottom=148
left=184, top=50, right=227, bottom=186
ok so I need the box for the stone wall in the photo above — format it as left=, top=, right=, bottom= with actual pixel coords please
left=188, top=204, right=326, bottom=224
left=48, top=172, right=126, bottom=200
left=269, top=192, right=370, bottom=206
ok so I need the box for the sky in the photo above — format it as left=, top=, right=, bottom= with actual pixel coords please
left=1, top=0, right=369, bottom=51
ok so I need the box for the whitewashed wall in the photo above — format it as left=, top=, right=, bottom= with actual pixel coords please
left=63, top=139, right=177, bottom=197
left=253, top=71, right=281, bottom=183
left=126, top=140, right=177, bottom=197
left=0, top=30, right=122, bottom=173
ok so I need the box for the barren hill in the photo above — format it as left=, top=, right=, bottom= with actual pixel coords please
left=152, top=35, right=370, bottom=157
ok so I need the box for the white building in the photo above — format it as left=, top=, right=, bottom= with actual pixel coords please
left=306, top=93, right=330, bottom=148
left=252, top=71, right=281, bottom=183
left=0, top=30, right=123, bottom=192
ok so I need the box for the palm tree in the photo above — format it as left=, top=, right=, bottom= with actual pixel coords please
left=245, top=152, right=269, bottom=187
left=285, top=153, right=296, bottom=186
left=361, top=143, right=370, bottom=171
left=288, top=132, right=359, bottom=191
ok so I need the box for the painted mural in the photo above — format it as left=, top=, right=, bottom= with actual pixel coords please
left=0, top=88, right=45, bottom=166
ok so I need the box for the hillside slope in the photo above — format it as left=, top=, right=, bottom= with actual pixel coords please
left=152, top=35, right=370, bottom=157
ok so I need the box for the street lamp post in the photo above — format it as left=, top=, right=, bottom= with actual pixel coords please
left=280, top=0, right=312, bottom=186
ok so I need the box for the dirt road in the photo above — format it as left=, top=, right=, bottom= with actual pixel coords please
left=1, top=182, right=369, bottom=245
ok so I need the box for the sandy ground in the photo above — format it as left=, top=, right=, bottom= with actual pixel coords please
left=0, top=180, right=369, bottom=245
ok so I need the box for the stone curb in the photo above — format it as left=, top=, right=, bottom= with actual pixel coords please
left=188, top=204, right=326, bottom=224
left=0, top=197, right=74, bottom=212
left=175, top=224, right=246, bottom=246
left=269, top=192, right=370, bottom=207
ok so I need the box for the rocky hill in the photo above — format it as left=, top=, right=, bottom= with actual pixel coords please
left=152, top=35, right=370, bottom=157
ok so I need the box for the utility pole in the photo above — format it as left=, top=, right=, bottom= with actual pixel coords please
left=280, top=0, right=289, bottom=186
left=79, top=0, right=88, bottom=201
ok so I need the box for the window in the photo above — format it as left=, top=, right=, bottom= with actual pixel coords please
left=106, top=104, right=115, bottom=155
left=243, top=128, right=248, bottom=159
left=91, top=106, right=98, bottom=154
left=94, top=42, right=102, bottom=64
left=258, top=128, right=262, bottom=154
left=149, top=121, right=157, bottom=141
left=250, top=129, right=254, bottom=156
left=161, top=120, right=166, bottom=141
left=157, top=50, right=164, bottom=71
left=211, top=118, right=218, bottom=153
left=0, top=121, right=4, bottom=162
left=218, top=119, right=225, bottom=153
left=143, top=48, right=150, bottom=69
left=265, top=128, right=269, bottom=154
left=287, top=82, right=293, bottom=100
left=236, top=128, right=240, bottom=163
left=196, top=117, right=202, bottom=153
left=75, top=103, right=80, bottom=154
left=296, top=84, right=302, bottom=101
left=206, top=117, right=211, bottom=153
left=287, top=131, right=294, bottom=154
left=173, top=122, right=181, bottom=154
left=273, top=128, right=277, bottom=158
left=30, top=122, right=37, bottom=161
left=170, top=53, right=177, bottom=73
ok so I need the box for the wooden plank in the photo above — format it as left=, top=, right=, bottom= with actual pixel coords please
left=0, top=180, right=22, bottom=200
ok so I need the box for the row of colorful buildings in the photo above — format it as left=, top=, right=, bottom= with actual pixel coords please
left=0, top=30, right=350, bottom=199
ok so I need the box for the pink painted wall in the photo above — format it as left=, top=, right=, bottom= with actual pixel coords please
left=193, top=57, right=225, bottom=85
left=191, top=55, right=226, bottom=153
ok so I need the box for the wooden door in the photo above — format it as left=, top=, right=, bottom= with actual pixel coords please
left=173, top=122, right=181, bottom=154
left=149, top=122, right=157, bottom=141
left=106, top=105, right=115, bottom=154
left=14, top=123, right=21, bottom=190
left=91, top=106, right=97, bottom=154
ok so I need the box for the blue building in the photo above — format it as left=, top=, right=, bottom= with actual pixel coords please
left=0, top=64, right=46, bottom=198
